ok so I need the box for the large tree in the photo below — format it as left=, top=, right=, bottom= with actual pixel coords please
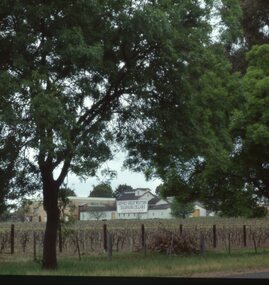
left=123, top=1, right=269, bottom=218
left=0, top=0, right=216, bottom=269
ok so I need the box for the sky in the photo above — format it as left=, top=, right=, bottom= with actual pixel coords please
left=64, top=151, right=163, bottom=197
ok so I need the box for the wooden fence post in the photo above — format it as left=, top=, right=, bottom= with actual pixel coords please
left=103, top=224, right=107, bottom=252
left=141, top=224, right=146, bottom=256
left=107, top=232, right=112, bottom=261
left=243, top=225, right=247, bottom=247
left=141, top=224, right=145, bottom=247
left=213, top=225, right=217, bottom=248
left=179, top=224, right=183, bottom=235
left=10, top=224, right=15, bottom=254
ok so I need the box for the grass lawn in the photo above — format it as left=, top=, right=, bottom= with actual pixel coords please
left=1, top=249, right=269, bottom=277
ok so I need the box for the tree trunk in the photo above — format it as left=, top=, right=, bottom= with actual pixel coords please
left=42, top=178, right=60, bottom=270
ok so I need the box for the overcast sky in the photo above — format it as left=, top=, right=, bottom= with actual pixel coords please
left=64, top=151, right=163, bottom=197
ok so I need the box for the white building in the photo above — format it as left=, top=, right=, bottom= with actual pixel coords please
left=79, top=188, right=211, bottom=220
left=80, top=188, right=171, bottom=220
left=116, top=188, right=171, bottom=219
left=24, top=191, right=212, bottom=222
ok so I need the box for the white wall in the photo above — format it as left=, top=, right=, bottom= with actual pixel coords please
left=116, top=208, right=171, bottom=219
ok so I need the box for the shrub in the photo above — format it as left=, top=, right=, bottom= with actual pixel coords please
left=147, top=229, right=198, bottom=255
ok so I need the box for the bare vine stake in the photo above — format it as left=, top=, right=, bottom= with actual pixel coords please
left=213, top=225, right=217, bottom=248
left=228, top=233, right=231, bottom=255
left=199, top=233, right=205, bottom=255
left=10, top=224, right=14, bottom=254
left=58, top=223, right=62, bottom=253
left=33, top=232, right=36, bottom=261
left=168, top=233, right=174, bottom=256
left=76, top=235, right=81, bottom=260
left=252, top=233, right=257, bottom=254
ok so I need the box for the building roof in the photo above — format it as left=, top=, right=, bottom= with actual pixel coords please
left=148, top=204, right=170, bottom=210
left=134, top=188, right=151, bottom=191
left=68, top=196, right=116, bottom=201
left=117, top=192, right=138, bottom=201
left=148, top=197, right=161, bottom=205
left=194, top=201, right=205, bottom=208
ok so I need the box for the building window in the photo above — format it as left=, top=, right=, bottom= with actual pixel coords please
left=128, top=213, right=130, bottom=217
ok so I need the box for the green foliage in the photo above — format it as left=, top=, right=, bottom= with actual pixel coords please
left=0, top=0, right=218, bottom=190
left=230, top=44, right=269, bottom=201
left=170, top=198, right=195, bottom=219
left=89, top=183, right=113, bottom=198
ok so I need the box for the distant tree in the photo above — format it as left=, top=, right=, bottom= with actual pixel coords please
left=155, top=184, right=163, bottom=197
left=0, top=209, right=11, bottom=222
left=170, top=198, right=194, bottom=219
left=12, top=199, right=36, bottom=222
left=89, top=183, right=113, bottom=198
left=113, top=184, right=133, bottom=198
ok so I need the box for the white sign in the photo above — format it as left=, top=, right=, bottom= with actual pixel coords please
left=117, top=200, right=148, bottom=213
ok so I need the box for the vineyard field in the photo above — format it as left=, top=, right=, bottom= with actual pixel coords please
left=1, top=217, right=269, bottom=258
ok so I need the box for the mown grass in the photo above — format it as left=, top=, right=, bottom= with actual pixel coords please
left=1, top=249, right=269, bottom=277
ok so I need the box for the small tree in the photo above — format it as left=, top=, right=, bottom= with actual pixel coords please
left=58, top=187, right=76, bottom=222
left=87, top=207, right=106, bottom=221
left=89, top=183, right=113, bottom=198
left=170, top=198, right=194, bottom=219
